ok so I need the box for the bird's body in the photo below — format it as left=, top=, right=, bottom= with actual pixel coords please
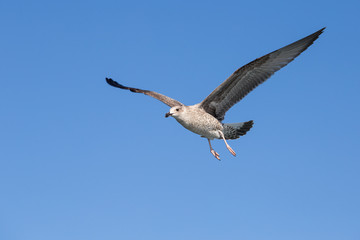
left=170, top=105, right=223, bottom=140
left=166, top=105, right=253, bottom=141
left=106, top=28, right=325, bottom=160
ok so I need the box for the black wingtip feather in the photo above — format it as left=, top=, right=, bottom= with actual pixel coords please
left=311, top=27, right=326, bottom=41
left=105, top=78, right=128, bottom=89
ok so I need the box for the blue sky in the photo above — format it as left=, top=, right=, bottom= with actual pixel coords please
left=1, top=0, right=359, bottom=239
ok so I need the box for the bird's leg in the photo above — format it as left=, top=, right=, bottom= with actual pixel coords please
left=208, top=139, right=220, bottom=160
left=219, top=131, right=236, bottom=157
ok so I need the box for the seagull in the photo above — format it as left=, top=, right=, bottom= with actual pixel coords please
left=106, top=28, right=324, bottom=160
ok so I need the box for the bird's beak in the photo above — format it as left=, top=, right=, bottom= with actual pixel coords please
left=165, top=112, right=172, bottom=118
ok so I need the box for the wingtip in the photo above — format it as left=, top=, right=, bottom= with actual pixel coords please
left=105, top=77, right=127, bottom=89
left=308, top=27, right=326, bottom=44
left=313, top=27, right=326, bottom=37
left=105, top=77, right=112, bottom=84
left=318, top=27, right=326, bottom=34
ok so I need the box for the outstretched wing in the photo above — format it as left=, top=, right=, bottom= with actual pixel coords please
left=199, top=28, right=325, bottom=121
left=106, top=78, right=183, bottom=107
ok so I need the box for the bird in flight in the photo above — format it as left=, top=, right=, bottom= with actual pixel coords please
left=106, top=28, right=324, bottom=160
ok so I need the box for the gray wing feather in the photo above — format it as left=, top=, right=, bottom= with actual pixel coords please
left=106, top=78, right=183, bottom=107
left=200, top=28, right=325, bottom=121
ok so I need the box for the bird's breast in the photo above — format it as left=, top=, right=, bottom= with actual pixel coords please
left=174, top=109, right=222, bottom=139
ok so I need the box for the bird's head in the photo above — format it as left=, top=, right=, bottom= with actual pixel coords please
left=165, top=105, right=184, bottom=118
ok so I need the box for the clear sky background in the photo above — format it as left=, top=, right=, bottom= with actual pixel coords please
left=1, top=0, right=359, bottom=239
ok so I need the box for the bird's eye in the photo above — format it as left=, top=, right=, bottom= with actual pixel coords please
left=176, top=108, right=179, bottom=111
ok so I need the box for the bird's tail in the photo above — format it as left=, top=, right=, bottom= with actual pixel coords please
left=223, top=120, right=254, bottom=139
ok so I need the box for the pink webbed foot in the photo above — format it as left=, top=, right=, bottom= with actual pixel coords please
left=226, top=145, right=236, bottom=157
left=210, top=149, right=221, bottom=160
